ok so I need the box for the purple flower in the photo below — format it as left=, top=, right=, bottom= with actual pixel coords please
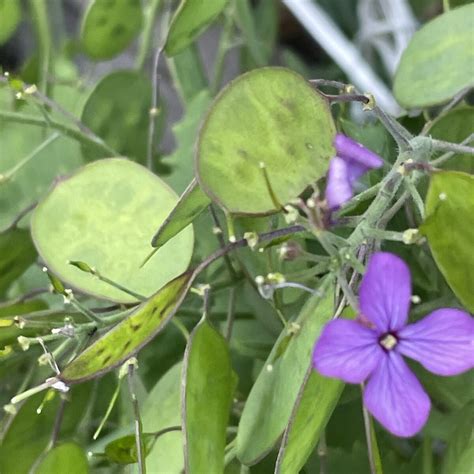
left=313, top=252, right=474, bottom=437
left=326, top=134, right=384, bottom=210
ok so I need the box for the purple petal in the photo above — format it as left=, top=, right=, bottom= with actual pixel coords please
left=364, top=351, right=431, bottom=437
left=326, top=157, right=353, bottom=210
left=346, top=161, right=371, bottom=186
left=333, top=134, right=384, bottom=169
left=312, top=319, right=384, bottom=383
left=359, top=252, right=411, bottom=333
left=397, top=309, right=474, bottom=376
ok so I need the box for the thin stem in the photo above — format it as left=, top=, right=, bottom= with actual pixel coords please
left=0, top=76, right=116, bottom=154
left=135, top=0, right=162, bottom=70
left=336, top=274, right=359, bottom=312
left=93, top=377, right=121, bottom=440
left=49, top=396, right=66, bottom=448
left=10, top=378, right=59, bottom=405
left=146, top=2, right=172, bottom=169
left=431, top=138, right=474, bottom=155
left=362, top=228, right=405, bottom=242
left=0, top=133, right=60, bottom=182
left=209, top=206, right=238, bottom=280
left=96, top=273, right=146, bottom=301
left=29, top=0, right=52, bottom=95
left=337, top=183, right=381, bottom=216
left=421, top=86, right=472, bottom=135
left=372, top=105, right=412, bottom=149
left=225, top=287, right=236, bottom=341
left=405, top=180, right=425, bottom=220
left=69, top=298, right=103, bottom=325
left=0, top=110, right=116, bottom=157
left=431, top=133, right=474, bottom=166
left=211, top=12, right=234, bottom=94
left=317, top=432, right=328, bottom=474
left=325, top=93, right=370, bottom=104
left=127, top=364, right=146, bottom=474
left=377, top=190, right=410, bottom=229
left=5, top=201, right=38, bottom=231
left=422, top=437, right=433, bottom=474
left=361, top=392, right=383, bottom=474
left=171, top=318, right=190, bottom=342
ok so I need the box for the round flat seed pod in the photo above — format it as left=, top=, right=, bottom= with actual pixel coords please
left=196, top=67, right=336, bottom=215
left=31, top=159, right=194, bottom=303
left=81, top=0, right=143, bottom=60
left=393, top=4, right=474, bottom=108
left=80, top=70, right=151, bottom=162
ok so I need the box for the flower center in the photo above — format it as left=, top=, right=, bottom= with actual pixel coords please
left=379, top=333, right=398, bottom=351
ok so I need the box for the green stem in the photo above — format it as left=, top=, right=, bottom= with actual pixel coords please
left=93, top=377, right=122, bottom=440
left=29, top=0, right=52, bottom=95
left=135, top=0, right=162, bottom=70
left=171, top=317, right=190, bottom=342
left=431, top=137, right=474, bottom=155
left=361, top=394, right=384, bottom=474
left=0, top=133, right=60, bottom=183
left=422, top=437, right=433, bottom=474
left=211, top=12, right=234, bottom=94
left=0, top=110, right=116, bottom=157
left=362, top=228, right=405, bottom=242
left=405, top=179, right=425, bottom=220
left=127, top=365, right=146, bottom=474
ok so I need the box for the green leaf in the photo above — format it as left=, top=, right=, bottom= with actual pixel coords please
left=104, top=433, right=156, bottom=464
left=0, top=0, right=21, bottom=45
left=59, top=271, right=192, bottom=383
left=163, top=90, right=212, bottom=193
left=275, top=369, right=344, bottom=473
left=143, top=362, right=184, bottom=473
left=234, top=0, right=267, bottom=67
left=31, top=159, right=194, bottom=303
left=80, top=71, right=152, bottom=163
left=421, top=171, right=474, bottom=312
left=81, top=0, right=143, bottom=60
left=196, top=67, right=336, bottom=215
left=182, top=317, right=235, bottom=473
left=0, top=384, right=92, bottom=474
left=442, top=402, right=474, bottom=474
left=36, top=443, right=89, bottom=474
left=167, top=45, right=208, bottom=105
left=236, top=280, right=334, bottom=465
left=429, top=106, right=474, bottom=173
left=393, top=4, right=474, bottom=108
left=165, top=0, right=229, bottom=56
left=0, top=228, right=37, bottom=297
left=151, top=179, right=211, bottom=250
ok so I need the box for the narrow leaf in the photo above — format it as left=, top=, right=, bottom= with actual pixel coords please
left=152, top=179, right=211, bottom=249
left=182, top=318, right=235, bottom=474
left=236, top=279, right=334, bottom=465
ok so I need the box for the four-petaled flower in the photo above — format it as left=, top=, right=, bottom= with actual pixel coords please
left=326, top=133, right=384, bottom=210
left=312, top=252, right=474, bottom=437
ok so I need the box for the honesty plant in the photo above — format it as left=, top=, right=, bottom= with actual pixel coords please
left=1, top=2, right=474, bottom=474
